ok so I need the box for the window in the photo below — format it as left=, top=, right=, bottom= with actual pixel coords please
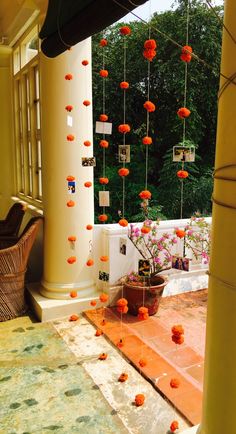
left=13, top=24, right=42, bottom=204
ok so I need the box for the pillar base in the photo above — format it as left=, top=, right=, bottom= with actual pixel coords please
left=27, top=282, right=100, bottom=322
left=40, top=278, right=95, bottom=299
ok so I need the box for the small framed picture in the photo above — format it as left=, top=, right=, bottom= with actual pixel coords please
left=118, top=145, right=130, bottom=163
left=95, top=121, right=112, bottom=135
left=99, top=271, right=109, bottom=281
left=68, top=181, right=75, bottom=194
left=67, top=115, right=73, bottom=127
left=119, top=237, right=127, bottom=255
left=138, top=259, right=151, bottom=277
left=99, top=191, right=110, bottom=207
left=173, top=146, right=195, bottom=162
left=171, top=255, right=190, bottom=271
left=82, top=157, right=96, bottom=167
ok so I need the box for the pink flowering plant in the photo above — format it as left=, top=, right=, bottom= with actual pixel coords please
left=128, top=219, right=178, bottom=279
left=183, top=216, right=211, bottom=264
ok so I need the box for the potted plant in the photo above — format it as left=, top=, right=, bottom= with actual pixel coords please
left=123, top=219, right=178, bottom=316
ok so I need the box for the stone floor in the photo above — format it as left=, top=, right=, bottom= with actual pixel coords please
left=85, top=289, right=207, bottom=426
left=0, top=311, right=190, bottom=434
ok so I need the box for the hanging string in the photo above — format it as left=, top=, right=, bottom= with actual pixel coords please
left=179, top=0, right=190, bottom=220
left=204, top=0, right=236, bottom=46
left=122, top=38, right=127, bottom=219
left=112, top=0, right=236, bottom=87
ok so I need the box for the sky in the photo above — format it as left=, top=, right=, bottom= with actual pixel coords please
left=123, top=0, right=224, bottom=22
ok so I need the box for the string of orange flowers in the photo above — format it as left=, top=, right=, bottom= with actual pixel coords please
left=98, top=37, right=109, bottom=224
left=177, top=0, right=192, bottom=219
left=118, top=25, right=132, bottom=228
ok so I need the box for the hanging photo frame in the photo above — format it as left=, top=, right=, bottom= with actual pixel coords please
left=68, top=181, right=76, bottom=193
left=95, top=121, right=112, bottom=135
left=99, top=191, right=110, bottom=207
left=171, top=255, right=190, bottom=271
left=82, top=157, right=96, bottom=167
left=118, top=145, right=130, bottom=163
left=138, top=259, right=151, bottom=277
left=173, top=146, right=195, bottom=162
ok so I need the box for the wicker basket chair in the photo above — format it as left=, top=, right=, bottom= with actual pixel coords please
left=0, top=216, right=43, bottom=322
left=0, top=203, right=25, bottom=236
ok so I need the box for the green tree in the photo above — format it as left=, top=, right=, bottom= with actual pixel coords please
left=92, top=0, right=222, bottom=222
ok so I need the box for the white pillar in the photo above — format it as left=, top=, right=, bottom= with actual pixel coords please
left=40, top=38, right=95, bottom=299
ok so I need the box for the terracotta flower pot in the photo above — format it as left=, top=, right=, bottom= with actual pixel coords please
left=124, top=275, right=168, bottom=316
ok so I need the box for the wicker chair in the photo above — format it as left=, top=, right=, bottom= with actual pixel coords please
left=0, top=217, right=43, bottom=322
left=0, top=203, right=25, bottom=236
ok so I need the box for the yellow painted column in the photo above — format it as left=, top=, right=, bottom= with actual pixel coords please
left=40, top=38, right=96, bottom=299
left=0, top=46, right=15, bottom=215
left=198, top=1, right=236, bottom=433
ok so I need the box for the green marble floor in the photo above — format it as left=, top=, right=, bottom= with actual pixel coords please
left=0, top=316, right=128, bottom=434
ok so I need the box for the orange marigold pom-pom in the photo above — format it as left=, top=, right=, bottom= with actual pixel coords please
left=117, top=305, right=128, bottom=314
left=67, top=200, right=75, bottom=207
left=118, top=168, right=129, bottom=177
left=68, top=236, right=76, bottom=242
left=120, top=26, right=131, bottom=35
left=142, top=136, right=152, bottom=145
left=180, top=53, right=192, bottom=63
left=170, top=378, right=180, bottom=388
left=177, top=107, right=191, bottom=119
left=83, top=100, right=91, bottom=106
left=120, top=81, right=129, bottom=89
left=172, top=334, right=184, bottom=345
left=86, top=259, right=94, bottom=266
left=175, top=229, right=186, bottom=239
left=65, top=105, right=73, bottom=112
left=117, top=298, right=128, bottom=307
left=172, top=325, right=184, bottom=336
left=100, top=38, right=108, bottom=47
left=182, top=45, right=192, bottom=54
left=82, top=59, right=89, bottom=66
left=95, top=329, right=103, bottom=336
left=138, top=306, right=149, bottom=321
left=143, top=100, right=156, bottom=112
left=118, top=373, right=128, bottom=382
left=84, top=140, right=91, bottom=147
left=119, top=219, right=128, bottom=227
left=139, top=358, right=147, bottom=367
left=86, top=224, right=93, bottom=230
left=117, top=338, right=124, bottom=348
left=99, top=114, right=108, bottom=122
left=144, top=39, right=157, bottom=49
left=99, top=177, right=109, bottom=184
left=98, top=353, right=108, bottom=360
left=98, top=214, right=108, bottom=222
left=70, top=290, right=77, bottom=298
left=67, top=256, right=76, bottom=264
left=177, top=170, right=189, bottom=179
left=100, top=139, right=109, bottom=148
left=100, top=292, right=109, bottom=302
left=69, top=314, right=79, bottom=321
left=118, top=124, right=131, bottom=134
left=67, top=134, right=75, bottom=141
left=99, top=69, right=108, bottom=78
left=90, top=300, right=97, bottom=306
left=66, top=175, right=75, bottom=181
left=84, top=181, right=92, bottom=187
left=100, top=255, right=109, bottom=262
left=143, top=48, right=156, bottom=61
left=170, top=420, right=179, bottom=432
left=141, top=226, right=151, bottom=234
left=65, top=73, right=73, bottom=80
left=135, top=394, right=145, bottom=407
left=139, top=190, right=151, bottom=199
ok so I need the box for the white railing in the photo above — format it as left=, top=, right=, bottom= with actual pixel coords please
left=93, top=218, right=211, bottom=295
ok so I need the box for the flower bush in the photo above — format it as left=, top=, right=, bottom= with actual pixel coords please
left=128, top=220, right=178, bottom=278
left=183, top=216, right=211, bottom=264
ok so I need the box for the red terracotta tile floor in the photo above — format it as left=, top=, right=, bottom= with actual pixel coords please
left=84, top=288, right=207, bottom=426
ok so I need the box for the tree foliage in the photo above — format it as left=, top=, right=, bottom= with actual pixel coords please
left=92, top=0, right=222, bottom=222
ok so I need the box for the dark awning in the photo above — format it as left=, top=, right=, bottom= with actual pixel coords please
left=40, top=0, right=148, bottom=58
